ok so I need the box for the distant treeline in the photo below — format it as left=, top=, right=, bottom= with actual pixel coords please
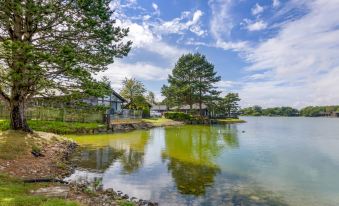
left=240, top=106, right=339, bottom=117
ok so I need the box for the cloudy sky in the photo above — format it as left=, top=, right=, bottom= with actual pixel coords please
left=102, top=0, right=339, bottom=108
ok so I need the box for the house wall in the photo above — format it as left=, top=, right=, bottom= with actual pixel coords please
left=82, top=93, right=124, bottom=114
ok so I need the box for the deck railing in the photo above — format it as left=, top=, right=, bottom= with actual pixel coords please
left=109, top=109, right=143, bottom=124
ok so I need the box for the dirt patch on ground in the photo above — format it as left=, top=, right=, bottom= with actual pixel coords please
left=0, top=131, right=77, bottom=179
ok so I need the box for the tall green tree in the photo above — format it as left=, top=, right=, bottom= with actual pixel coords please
left=161, top=84, right=180, bottom=108
left=120, top=78, right=146, bottom=107
left=0, top=0, right=131, bottom=131
left=146, top=91, right=156, bottom=105
left=218, top=93, right=241, bottom=117
left=162, top=53, right=220, bottom=115
left=166, top=53, right=197, bottom=110
left=193, top=54, right=221, bottom=115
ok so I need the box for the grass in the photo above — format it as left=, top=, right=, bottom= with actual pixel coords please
left=142, top=117, right=179, bottom=126
left=216, top=118, right=246, bottom=123
left=0, top=120, right=105, bottom=134
left=0, top=173, right=79, bottom=206
left=0, top=131, right=59, bottom=160
left=0, top=130, right=67, bottom=160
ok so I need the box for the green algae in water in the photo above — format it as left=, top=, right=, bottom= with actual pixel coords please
left=67, top=119, right=339, bottom=205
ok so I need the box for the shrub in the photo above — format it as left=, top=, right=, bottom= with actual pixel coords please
left=164, top=112, right=192, bottom=121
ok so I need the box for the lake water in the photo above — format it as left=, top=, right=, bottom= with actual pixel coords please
left=66, top=117, right=339, bottom=206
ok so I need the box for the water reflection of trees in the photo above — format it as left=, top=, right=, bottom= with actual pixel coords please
left=72, top=130, right=150, bottom=173
left=166, top=157, right=220, bottom=195
left=162, top=125, right=239, bottom=196
left=120, top=148, right=145, bottom=174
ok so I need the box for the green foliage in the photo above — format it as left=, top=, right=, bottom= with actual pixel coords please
left=117, top=201, right=135, bottom=206
left=215, top=93, right=241, bottom=117
left=120, top=78, right=146, bottom=104
left=241, top=106, right=263, bottom=116
left=241, top=105, right=339, bottom=117
left=162, top=53, right=221, bottom=112
left=241, top=106, right=299, bottom=116
left=164, top=112, right=192, bottom=121
left=0, top=0, right=131, bottom=130
left=120, top=78, right=151, bottom=114
left=142, top=107, right=150, bottom=118
left=299, top=106, right=339, bottom=117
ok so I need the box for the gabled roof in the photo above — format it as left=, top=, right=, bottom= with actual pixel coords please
left=112, top=90, right=127, bottom=102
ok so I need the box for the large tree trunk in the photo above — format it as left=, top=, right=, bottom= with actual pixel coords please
left=199, top=89, right=203, bottom=116
left=199, top=101, right=203, bottom=116
left=10, top=100, right=32, bottom=132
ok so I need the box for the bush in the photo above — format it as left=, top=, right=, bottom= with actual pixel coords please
left=164, top=112, right=192, bottom=121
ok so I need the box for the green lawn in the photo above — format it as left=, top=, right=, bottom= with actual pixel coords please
left=142, top=117, right=180, bottom=126
left=0, top=174, right=79, bottom=206
left=216, top=118, right=246, bottom=123
left=0, top=120, right=105, bottom=134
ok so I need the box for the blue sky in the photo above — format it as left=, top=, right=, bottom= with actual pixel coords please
left=101, top=0, right=339, bottom=108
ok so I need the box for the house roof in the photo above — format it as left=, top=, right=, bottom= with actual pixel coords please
left=151, top=105, right=168, bottom=111
left=112, top=90, right=126, bottom=102
left=171, top=103, right=208, bottom=110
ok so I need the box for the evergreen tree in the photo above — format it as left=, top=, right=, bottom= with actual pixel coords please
left=219, top=93, right=241, bottom=117
left=0, top=0, right=131, bottom=131
left=193, top=53, right=221, bottom=115
left=162, top=53, right=220, bottom=115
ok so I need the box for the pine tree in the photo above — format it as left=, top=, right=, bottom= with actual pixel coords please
left=0, top=0, right=131, bottom=131
left=162, top=53, right=220, bottom=115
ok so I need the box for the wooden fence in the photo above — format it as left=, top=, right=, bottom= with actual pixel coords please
left=0, top=105, right=104, bottom=123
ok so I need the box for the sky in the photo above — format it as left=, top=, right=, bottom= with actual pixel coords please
left=101, top=0, right=339, bottom=108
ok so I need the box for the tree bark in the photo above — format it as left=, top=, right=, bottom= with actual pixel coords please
left=199, top=88, right=203, bottom=116
left=10, top=100, right=32, bottom=132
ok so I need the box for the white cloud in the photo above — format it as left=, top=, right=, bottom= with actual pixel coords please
left=209, top=0, right=233, bottom=41
left=116, top=19, right=186, bottom=62
left=209, top=0, right=248, bottom=50
left=215, top=80, right=238, bottom=91
left=155, top=10, right=206, bottom=36
left=239, top=0, right=339, bottom=108
left=252, top=3, right=264, bottom=15
left=245, top=20, right=268, bottom=31
left=152, top=3, right=160, bottom=16
left=100, top=61, right=170, bottom=90
left=272, top=0, right=280, bottom=8
left=152, top=3, right=158, bottom=10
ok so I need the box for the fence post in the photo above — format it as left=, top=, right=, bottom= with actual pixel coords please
left=105, top=114, right=111, bottom=130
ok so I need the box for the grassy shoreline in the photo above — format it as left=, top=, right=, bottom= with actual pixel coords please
left=0, top=120, right=105, bottom=134
left=215, top=118, right=246, bottom=124
left=0, top=118, right=245, bottom=135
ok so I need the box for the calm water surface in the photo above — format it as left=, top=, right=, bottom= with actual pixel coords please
left=66, top=117, right=339, bottom=206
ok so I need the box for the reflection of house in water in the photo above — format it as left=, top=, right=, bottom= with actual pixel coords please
left=74, top=146, right=146, bottom=174
left=72, top=130, right=151, bottom=174
left=75, top=147, right=124, bottom=171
